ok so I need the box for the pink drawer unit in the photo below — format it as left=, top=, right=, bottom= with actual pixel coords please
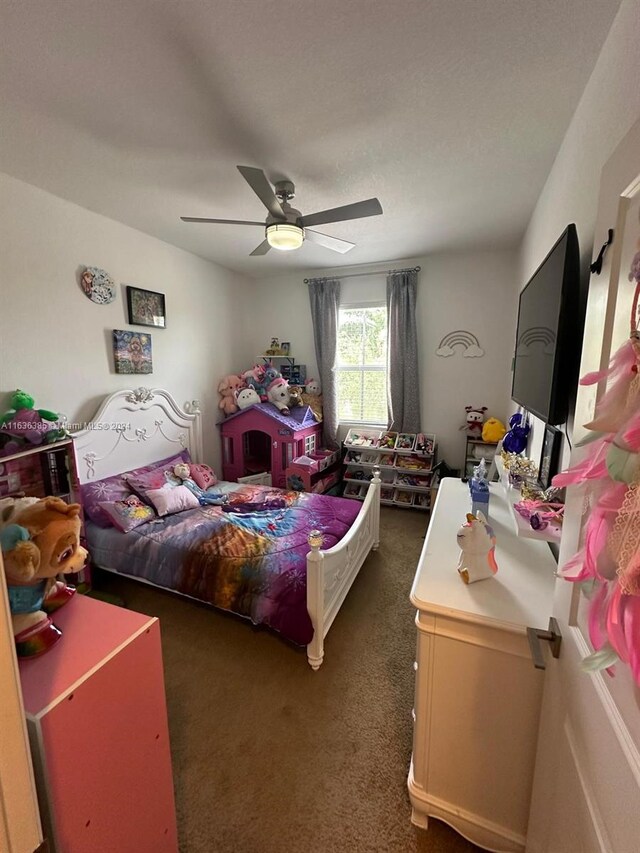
left=19, top=594, right=178, bottom=853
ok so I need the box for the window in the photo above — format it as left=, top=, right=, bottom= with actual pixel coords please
left=336, top=304, right=387, bottom=424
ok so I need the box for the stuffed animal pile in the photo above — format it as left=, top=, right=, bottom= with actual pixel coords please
left=216, top=363, right=323, bottom=421
left=0, top=389, right=66, bottom=456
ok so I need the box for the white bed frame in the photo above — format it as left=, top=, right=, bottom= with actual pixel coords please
left=72, top=387, right=380, bottom=670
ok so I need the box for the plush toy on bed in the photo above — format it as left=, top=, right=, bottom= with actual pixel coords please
left=1, top=497, right=87, bottom=657
left=218, top=375, right=245, bottom=417
left=172, top=463, right=228, bottom=506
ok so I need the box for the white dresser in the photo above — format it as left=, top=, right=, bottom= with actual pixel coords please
left=408, top=478, right=556, bottom=852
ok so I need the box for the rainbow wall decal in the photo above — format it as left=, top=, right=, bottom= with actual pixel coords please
left=435, top=330, right=485, bottom=358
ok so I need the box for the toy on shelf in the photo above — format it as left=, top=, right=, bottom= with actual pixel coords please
left=264, top=337, right=287, bottom=356
left=396, top=454, right=432, bottom=472
left=482, top=417, right=506, bottom=443
left=395, top=433, right=416, bottom=451
left=460, top=406, right=488, bottom=438
left=0, top=390, right=64, bottom=455
left=394, top=489, right=414, bottom=505
left=415, top=433, right=435, bottom=455
left=456, top=511, right=498, bottom=584
left=344, top=428, right=380, bottom=447
left=1, top=497, right=87, bottom=657
left=379, top=431, right=397, bottom=449
left=502, top=412, right=531, bottom=454
left=469, top=458, right=490, bottom=518
left=217, top=374, right=245, bottom=416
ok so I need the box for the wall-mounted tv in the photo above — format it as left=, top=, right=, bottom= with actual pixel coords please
left=511, top=224, right=582, bottom=425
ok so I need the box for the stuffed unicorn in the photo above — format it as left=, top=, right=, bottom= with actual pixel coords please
left=456, top=511, right=498, bottom=584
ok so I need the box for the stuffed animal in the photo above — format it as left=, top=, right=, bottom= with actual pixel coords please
left=1, top=498, right=87, bottom=657
left=301, top=379, right=323, bottom=422
left=456, top=511, right=498, bottom=584
left=236, top=387, right=261, bottom=410
left=502, top=412, right=531, bottom=454
left=218, top=375, right=245, bottom=416
left=0, top=389, right=61, bottom=447
left=460, top=405, right=487, bottom=437
left=287, top=385, right=305, bottom=408
left=482, top=417, right=507, bottom=443
left=267, top=378, right=290, bottom=414
left=263, top=364, right=281, bottom=387
left=243, top=364, right=268, bottom=400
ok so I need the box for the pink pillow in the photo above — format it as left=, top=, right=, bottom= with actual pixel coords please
left=144, top=484, right=199, bottom=517
left=99, top=496, right=155, bottom=533
left=189, top=463, right=217, bottom=490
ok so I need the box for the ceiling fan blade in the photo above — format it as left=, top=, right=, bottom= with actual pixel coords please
left=250, top=239, right=271, bottom=256
left=306, top=230, right=355, bottom=254
left=237, top=166, right=286, bottom=220
left=180, top=217, right=264, bottom=226
left=299, top=198, right=383, bottom=228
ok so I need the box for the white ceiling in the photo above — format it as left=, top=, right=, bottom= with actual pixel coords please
left=0, top=0, right=621, bottom=276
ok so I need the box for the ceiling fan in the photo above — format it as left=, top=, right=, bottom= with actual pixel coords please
left=181, top=166, right=383, bottom=256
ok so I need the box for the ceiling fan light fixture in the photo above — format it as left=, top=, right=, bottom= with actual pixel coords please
left=266, top=222, right=304, bottom=251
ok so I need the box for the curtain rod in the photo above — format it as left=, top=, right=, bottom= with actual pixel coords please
left=303, top=265, right=421, bottom=284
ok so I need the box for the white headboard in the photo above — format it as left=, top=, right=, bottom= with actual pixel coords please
left=71, top=387, right=202, bottom=485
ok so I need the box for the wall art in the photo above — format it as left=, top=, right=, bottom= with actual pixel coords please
left=435, top=330, right=485, bottom=358
left=113, top=330, right=153, bottom=374
left=80, top=267, right=116, bottom=304
left=126, top=286, right=166, bottom=328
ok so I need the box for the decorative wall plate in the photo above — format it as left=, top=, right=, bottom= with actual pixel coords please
left=80, top=267, right=116, bottom=304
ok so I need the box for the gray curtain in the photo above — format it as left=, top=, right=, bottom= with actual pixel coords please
left=387, top=269, right=421, bottom=431
left=307, top=277, right=341, bottom=449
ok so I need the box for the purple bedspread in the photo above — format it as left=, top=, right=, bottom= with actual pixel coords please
left=92, top=484, right=361, bottom=646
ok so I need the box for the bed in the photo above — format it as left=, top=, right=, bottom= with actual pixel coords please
left=71, top=387, right=380, bottom=669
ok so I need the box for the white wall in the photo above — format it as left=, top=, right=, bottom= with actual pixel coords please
left=513, top=0, right=640, bottom=463
left=0, top=172, right=248, bottom=470
left=243, top=249, right=517, bottom=467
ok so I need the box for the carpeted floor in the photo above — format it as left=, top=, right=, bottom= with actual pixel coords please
left=98, top=507, right=481, bottom=853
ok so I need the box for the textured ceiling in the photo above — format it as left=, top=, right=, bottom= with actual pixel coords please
left=0, top=0, right=621, bottom=275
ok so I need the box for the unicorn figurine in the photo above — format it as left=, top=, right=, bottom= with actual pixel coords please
left=456, top=511, right=498, bottom=584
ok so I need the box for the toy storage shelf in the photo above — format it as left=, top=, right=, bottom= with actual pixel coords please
left=258, top=354, right=296, bottom=365
left=464, top=437, right=498, bottom=478
left=343, top=429, right=436, bottom=511
left=494, top=455, right=562, bottom=543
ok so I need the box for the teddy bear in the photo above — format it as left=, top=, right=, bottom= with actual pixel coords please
left=300, top=379, right=323, bottom=422
left=1, top=497, right=88, bottom=657
left=218, top=374, right=245, bottom=416
left=287, top=385, right=305, bottom=408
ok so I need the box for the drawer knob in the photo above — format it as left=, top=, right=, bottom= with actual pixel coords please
left=526, top=617, right=562, bottom=670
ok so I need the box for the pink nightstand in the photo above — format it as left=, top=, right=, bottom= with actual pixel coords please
left=19, top=594, right=178, bottom=853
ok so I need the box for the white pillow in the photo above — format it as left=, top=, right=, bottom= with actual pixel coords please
left=144, top=484, right=199, bottom=517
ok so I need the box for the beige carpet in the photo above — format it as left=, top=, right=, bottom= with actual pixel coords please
left=98, top=507, right=481, bottom=853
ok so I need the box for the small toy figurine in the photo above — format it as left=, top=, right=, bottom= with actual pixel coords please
left=456, top=511, right=498, bottom=584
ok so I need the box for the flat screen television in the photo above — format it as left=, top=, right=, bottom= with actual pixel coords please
left=511, top=224, right=581, bottom=425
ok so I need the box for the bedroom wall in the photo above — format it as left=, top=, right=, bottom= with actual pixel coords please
left=0, top=172, right=249, bottom=470
left=241, top=249, right=517, bottom=467
left=512, top=0, right=640, bottom=464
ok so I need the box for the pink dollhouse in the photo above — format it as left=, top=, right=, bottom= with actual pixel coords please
left=220, top=403, right=322, bottom=488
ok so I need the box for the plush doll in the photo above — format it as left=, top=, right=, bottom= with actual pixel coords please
left=0, top=389, right=61, bottom=447
left=243, top=364, right=268, bottom=400
left=460, top=406, right=487, bottom=437
left=236, top=387, right=261, bottom=410
left=218, top=375, right=245, bottom=416
left=267, top=378, right=290, bottom=414
left=482, top=417, right=507, bottom=443
left=1, top=498, right=87, bottom=657
left=502, top=412, right=531, bottom=454
left=172, top=463, right=228, bottom=506
left=263, top=364, right=281, bottom=387
left=300, top=379, right=323, bottom=422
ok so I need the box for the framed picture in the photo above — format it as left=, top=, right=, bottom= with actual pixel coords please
left=113, top=330, right=153, bottom=374
left=126, top=286, right=166, bottom=328
left=280, top=341, right=291, bottom=355
left=538, top=425, right=562, bottom=490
